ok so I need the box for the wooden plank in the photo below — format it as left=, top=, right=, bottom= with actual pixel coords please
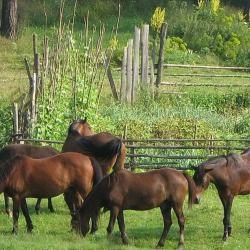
left=164, top=73, right=250, bottom=78
left=141, top=24, right=149, bottom=84
left=126, top=39, right=133, bottom=103
left=132, top=26, right=140, bottom=103
left=156, top=23, right=168, bottom=87
left=163, top=63, right=250, bottom=71
left=12, top=103, right=19, bottom=136
left=161, top=82, right=250, bottom=87
left=120, top=47, right=127, bottom=101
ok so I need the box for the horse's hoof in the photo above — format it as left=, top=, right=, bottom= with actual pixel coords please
left=7, top=211, right=13, bottom=218
left=12, top=229, right=18, bottom=235
left=222, top=235, right=228, bottom=241
left=122, top=236, right=129, bottom=245
left=177, top=244, right=184, bottom=250
left=49, top=209, right=55, bottom=213
left=35, top=210, right=40, bottom=215
left=156, top=243, right=164, bottom=248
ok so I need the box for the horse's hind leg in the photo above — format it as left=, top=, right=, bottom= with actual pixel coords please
left=35, top=198, right=42, bottom=214
left=173, top=203, right=185, bottom=250
left=21, top=199, right=33, bottom=232
left=117, top=210, right=129, bottom=244
left=12, top=196, right=21, bottom=234
left=64, top=189, right=79, bottom=232
left=48, top=198, right=55, bottom=213
left=219, top=192, right=234, bottom=241
left=157, top=202, right=172, bottom=248
left=4, top=192, right=12, bottom=217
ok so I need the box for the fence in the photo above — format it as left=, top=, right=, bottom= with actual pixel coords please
left=13, top=135, right=250, bottom=170
left=113, top=22, right=250, bottom=102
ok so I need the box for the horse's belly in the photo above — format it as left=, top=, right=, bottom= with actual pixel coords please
left=239, top=179, right=250, bottom=195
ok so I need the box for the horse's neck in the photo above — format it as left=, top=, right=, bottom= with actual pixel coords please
left=241, top=153, right=250, bottom=165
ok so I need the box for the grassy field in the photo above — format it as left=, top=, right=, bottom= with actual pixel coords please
left=0, top=187, right=249, bottom=250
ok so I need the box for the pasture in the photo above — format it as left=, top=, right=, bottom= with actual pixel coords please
left=0, top=187, right=249, bottom=250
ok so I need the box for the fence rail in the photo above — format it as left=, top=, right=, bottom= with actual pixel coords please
left=13, top=136, right=250, bottom=170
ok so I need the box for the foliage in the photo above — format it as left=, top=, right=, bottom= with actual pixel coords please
left=150, top=7, right=166, bottom=33
left=0, top=103, right=12, bottom=147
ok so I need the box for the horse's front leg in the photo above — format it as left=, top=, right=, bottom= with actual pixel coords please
left=107, top=206, right=119, bottom=237
left=35, top=198, right=42, bottom=214
left=4, top=192, right=12, bottom=217
left=12, top=196, right=21, bottom=234
left=220, top=193, right=234, bottom=241
left=117, top=210, right=129, bottom=244
left=48, top=198, right=55, bottom=213
left=21, top=199, right=33, bottom=232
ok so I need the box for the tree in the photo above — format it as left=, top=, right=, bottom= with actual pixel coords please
left=0, top=0, right=18, bottom=39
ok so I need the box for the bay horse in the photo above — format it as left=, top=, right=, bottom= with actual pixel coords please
left=62, top=118, right=126, bottom=175
left=79, top=168, right=197, bottom=249
left=192, top=148, right=250, bottom=241
left=0, top=144, right=59, bottom=215
left=0, top=152, right=101, bottom=234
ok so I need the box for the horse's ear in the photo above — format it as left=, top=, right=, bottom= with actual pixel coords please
left=83, top=117, right=87, bottom=122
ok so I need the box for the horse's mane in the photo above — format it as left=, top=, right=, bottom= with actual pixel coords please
left=77, top=134, right=122, bottom=161
left=0, top=155, right=23, bottom=183
left=80, top=171, right=117, bottom=216
left=199, top=155, right=227, bottom=167
left=199, top=153, right=244, bottom=170
left=241, top=147, right=250, bottom=155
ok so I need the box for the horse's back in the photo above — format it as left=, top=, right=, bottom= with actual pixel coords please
left=109, top=169, right=188, bottom=209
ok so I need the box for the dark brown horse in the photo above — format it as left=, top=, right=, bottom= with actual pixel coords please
left=79, top=168, right=197, bottom=249
left=192, top=149, right=250, bottom=241
left=0, top=152, right=101, bottom=234
left=0, top=144, right=59, bottom=215
left=62, top=118, right=126, bottom=175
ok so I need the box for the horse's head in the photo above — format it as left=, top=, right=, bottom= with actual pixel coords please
left=79, top=212, right=90, bottom=236
left=68, top=118, right=93, bottom=136
left=192, top=164, right=213, bottom=203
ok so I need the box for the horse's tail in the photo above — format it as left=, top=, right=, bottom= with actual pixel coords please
left=182, top=172, right=197, bottom=208
left=90, top=158, right=104, bottom=186
left=77, top=136, right=122, bottom=161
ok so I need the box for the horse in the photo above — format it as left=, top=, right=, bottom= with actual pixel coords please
left=0, top=144, right=59, bottom=215
left=192, top=149, right=250, bottom=241
left=62, top=118, right=126, bottom=175
left=79, top=168, right=197, bottom=249
left=0, top=152, right=102, bottom=234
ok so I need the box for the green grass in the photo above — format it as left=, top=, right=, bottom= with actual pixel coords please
left=0, top=187, right=249, bottom=249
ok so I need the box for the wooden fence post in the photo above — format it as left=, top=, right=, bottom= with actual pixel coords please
left=126, top=39, right=133, bottom=103
left=120, top=47, right=127, bottom=101
left=141, top=24, right=149, bottom=85
left=156, top=23, right=168, bottom=88
left=12, top=102, right=19, bottom=142
left=132, top=26, right=140, bottom=103
left=105, top=58, right=118, bottom=100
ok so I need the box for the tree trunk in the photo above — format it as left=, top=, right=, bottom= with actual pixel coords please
left=1, top=0, right=18, bottom=39
left=243, top=0, right=250, bottom=22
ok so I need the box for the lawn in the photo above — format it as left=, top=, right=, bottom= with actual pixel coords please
left=0, top=186, right=249, bottom=250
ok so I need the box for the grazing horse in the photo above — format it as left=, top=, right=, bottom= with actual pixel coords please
left=79, top=168, right=197, bottom=249
left=192, top=149, right=250, bottom=241
left=0, top=152, right=101, bottom=234
left=62, top=118, right=126, bottom=174
left=0, top=144, right=59, bottom=215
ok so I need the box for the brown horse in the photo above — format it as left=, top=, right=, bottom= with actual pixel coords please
left=0, top=144, right=59, bottom=215
left=62, top=118, right=126, bottom=175
left=0, top=152, right=102, bottom=234
left=79, top=168, right=197, bottom=249
left=192, top=149, right=250, bottom=241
